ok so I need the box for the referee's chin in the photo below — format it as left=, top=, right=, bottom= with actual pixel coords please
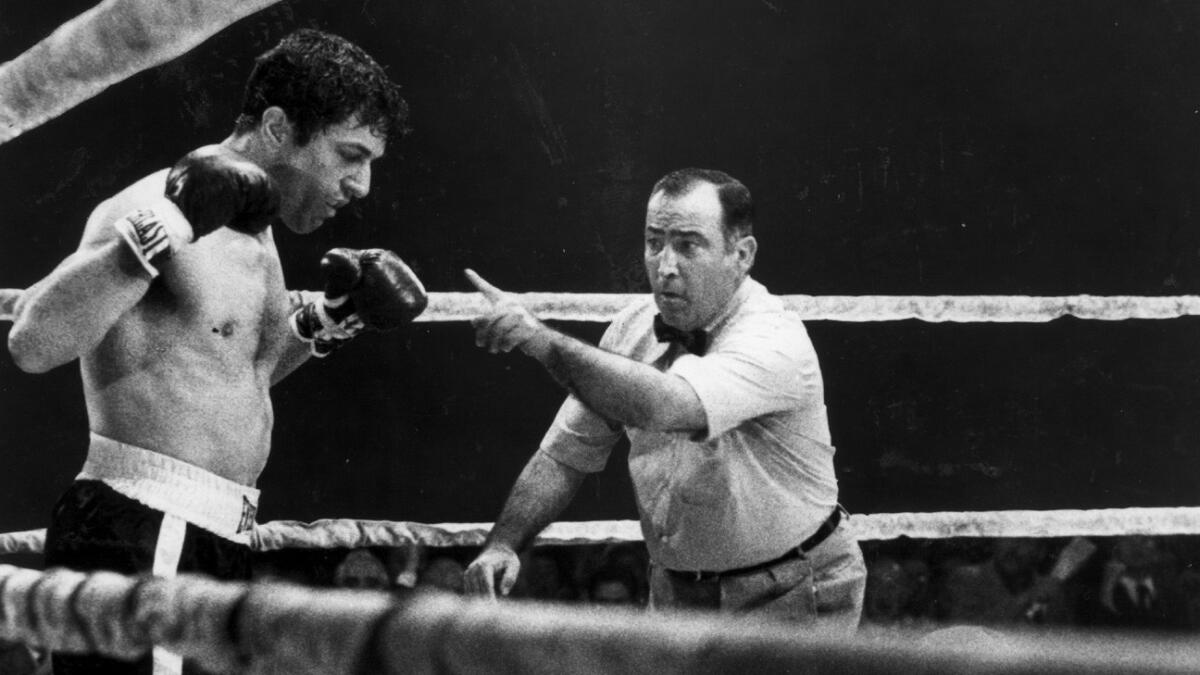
left=653, top=297, right=693, bottom=329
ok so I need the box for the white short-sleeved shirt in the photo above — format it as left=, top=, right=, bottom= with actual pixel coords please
left=539, top=278, right=840, bottom=571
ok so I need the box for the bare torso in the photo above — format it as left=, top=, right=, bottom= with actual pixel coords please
left=81, top=171, right=293, bottom=486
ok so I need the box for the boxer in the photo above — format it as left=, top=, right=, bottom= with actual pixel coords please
left=8, top=30, right=422, bottom=675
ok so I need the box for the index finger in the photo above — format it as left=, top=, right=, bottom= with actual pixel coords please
left=0, top=288, right=21, bottom=321
left=464, top=268, right=506, bottom=303
left=465, top=563, right=496, bottom=598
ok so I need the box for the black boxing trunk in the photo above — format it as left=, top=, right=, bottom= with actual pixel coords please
left=44, top=435, right=257, bottom=675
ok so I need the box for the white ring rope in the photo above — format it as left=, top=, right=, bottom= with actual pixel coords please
left=422, top=292, right=1200, bottom=323
left=0, top=0, right=280, bottom=146
left=7, top=563, right=1200, bottom=673
left=0, top=563, right=393, bottom=673
left=4, top=507, right=1199, bottom=556
left=7, top=289, right=1200, bottom=323
left=3, top=563, right=1200, bottom=674
left=5, top=289, right=1196, bottom=552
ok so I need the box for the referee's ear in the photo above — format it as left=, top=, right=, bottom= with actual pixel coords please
left=734, top=235, right=757, bottom=274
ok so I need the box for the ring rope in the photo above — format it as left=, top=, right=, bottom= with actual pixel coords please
left=2, top=563, right=1199, bottom=674
left=4, top=507, right=1199, bottom=556
left=5, top=291, right=1195, bottom=552
left=421, top=292, right=1200, bottom=323
left=7, top=289, right=1200, bottom=323
left=0, top=0, right=279, bottom=146
left=250, top=507, right=1200, bottom=550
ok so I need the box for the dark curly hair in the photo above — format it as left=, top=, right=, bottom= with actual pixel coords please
left=234, top=29, right=410, bottom=146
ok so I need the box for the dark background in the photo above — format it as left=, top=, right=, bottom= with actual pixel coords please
left=2, top=0, right=1200, bottom=533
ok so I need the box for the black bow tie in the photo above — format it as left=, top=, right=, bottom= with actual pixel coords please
left=653, top=314, right=708, bottom=355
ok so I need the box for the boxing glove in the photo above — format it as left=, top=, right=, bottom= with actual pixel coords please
left=290, top=248, right=428, bottom=356
left=165, top=144, right=279, bottom=237
left=114, top=145, right=279, bottom=279
left=350, top=249, right=429, bottom=330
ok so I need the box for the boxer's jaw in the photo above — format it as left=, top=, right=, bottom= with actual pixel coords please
left=272, top=115, right=385, bottom=234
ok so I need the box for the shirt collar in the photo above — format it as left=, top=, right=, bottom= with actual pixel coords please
left=700, top=276, right=757, bottom=337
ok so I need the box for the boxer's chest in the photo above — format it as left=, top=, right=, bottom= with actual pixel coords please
left=152, top=229, right=290, bottom=365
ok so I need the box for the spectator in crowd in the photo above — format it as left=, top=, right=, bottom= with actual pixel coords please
left=935, top=537, right=1094, bottom=628
left=250, top=549, right=321, bottom=586
left=1175, top=565, right=1200, bottom=630
left=586, top=560, right=643, bottom=607
left=861, top=555, right=917, bottom=634
left=332, top=548, right=390, bottom=590
left=511, top=548, right=578, bottom=602
left=1094, top=536, right=1188, bottom=630
left=899, top=554, right=935, bottom=622
left=417, top=555, right=466, bottom=595
left=384, top=542, right=422, bottom=591
left=573, top=542, right=650, bottom=607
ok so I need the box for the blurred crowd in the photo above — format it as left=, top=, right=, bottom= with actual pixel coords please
left=254, top=533, right=1200, bottom=637
left=859, top=534, right=1200, bottom=638
left=7, top=532, right=1200, bottom=672
left=254, top=540, right=652, bottom=608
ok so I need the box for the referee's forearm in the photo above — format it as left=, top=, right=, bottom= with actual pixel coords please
left=532, top=330, right=664, bottom=428
left=484, top=451, right=584, bottom=552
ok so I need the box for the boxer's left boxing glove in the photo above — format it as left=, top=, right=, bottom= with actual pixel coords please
left=114, top=145, right=279, bottom=279
left=290, top=248, right=427, bottom=357
left=165, top=144, right=279, bottom=237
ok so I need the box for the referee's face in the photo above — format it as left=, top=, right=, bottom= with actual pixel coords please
left=644, top=183, right=749, bottom=331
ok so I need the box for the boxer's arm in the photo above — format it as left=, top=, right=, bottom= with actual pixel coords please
left=269, top=290, right=319, bottom=385
left=8, top=209, right=154, bottom=373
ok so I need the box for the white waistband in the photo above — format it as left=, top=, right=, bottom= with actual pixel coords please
left=78, top=433, right=259, bottom=544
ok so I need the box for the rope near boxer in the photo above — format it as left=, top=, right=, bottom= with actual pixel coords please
left=5, top=561, right=1200, bottom=674
left=5, top=29, right=424, bottom=675
left=0, top=0, right=281, bottom=146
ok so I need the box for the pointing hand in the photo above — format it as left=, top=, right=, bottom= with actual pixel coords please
left=465, top=269, right=550, bottom=357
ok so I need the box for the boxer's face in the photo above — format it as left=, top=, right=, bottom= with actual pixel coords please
left=644, top=182, right=754, bottom=331
left=271, top=113, right=387, bottom=234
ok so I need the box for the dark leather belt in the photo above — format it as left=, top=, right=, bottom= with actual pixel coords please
left=666, top=506, right=843, bottom=582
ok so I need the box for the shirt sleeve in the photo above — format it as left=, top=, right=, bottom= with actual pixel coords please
left=670, top=312, right=823, bottom=442
left=537, top=312, right=633, bottom=472
left=538, top=394, right=623, bottom=473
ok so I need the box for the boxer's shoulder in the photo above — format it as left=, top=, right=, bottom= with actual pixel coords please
left=80, top=169, right=172, bottom=249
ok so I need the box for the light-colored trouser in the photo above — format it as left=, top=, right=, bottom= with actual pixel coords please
left=648, top=525, right=866, bottom=636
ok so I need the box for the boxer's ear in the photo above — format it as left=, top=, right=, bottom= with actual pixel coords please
left=260, top=107, right=293, bottom=147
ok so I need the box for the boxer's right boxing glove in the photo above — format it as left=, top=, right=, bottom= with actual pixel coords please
left=290, top=250, right=367, bottom=356
left=290, top=248, right=427, bottom=357
left=114, top=145, right=279, bottom=279
left=350, top=249, right=428, bottom=330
